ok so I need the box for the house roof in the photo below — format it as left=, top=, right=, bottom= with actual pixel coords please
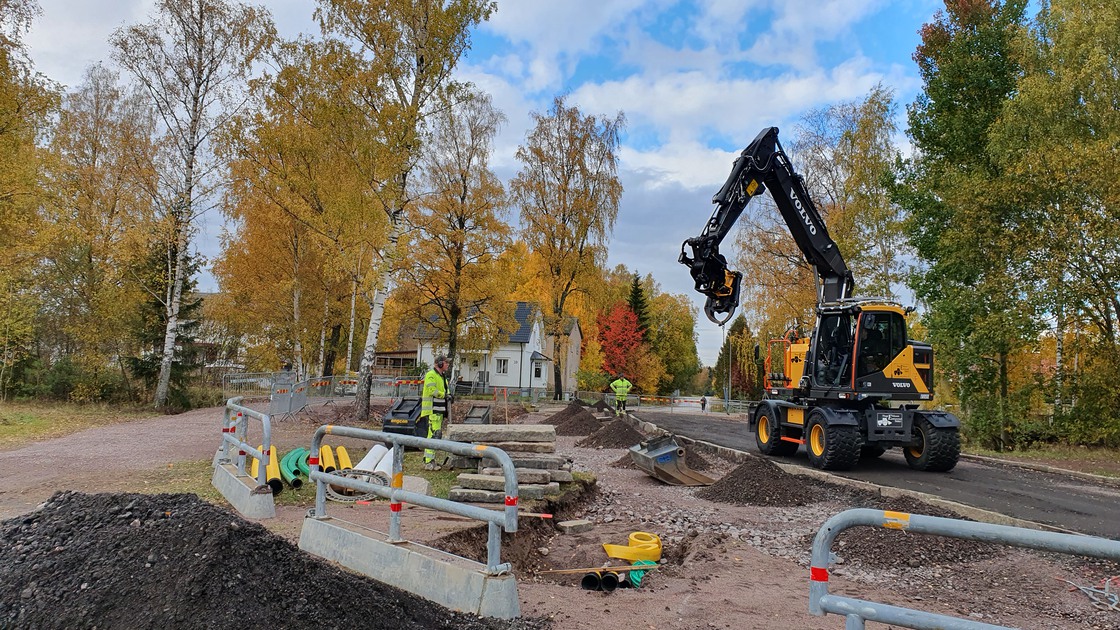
left=509, top=302, right=537, bottom=343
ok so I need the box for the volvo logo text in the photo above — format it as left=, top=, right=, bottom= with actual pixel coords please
left=789, top=189, right=817, bottom=235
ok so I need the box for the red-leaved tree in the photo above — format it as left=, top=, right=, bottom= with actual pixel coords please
left=597, top=302, right=643, bottom=376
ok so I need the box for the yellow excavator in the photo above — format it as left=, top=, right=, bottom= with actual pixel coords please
left=679, top=127, right=959, bottom=472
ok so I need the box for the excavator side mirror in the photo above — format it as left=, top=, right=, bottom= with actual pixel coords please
left=904, top=305, right=916, bottom=315
left=753, top=344, right=760, bottom=361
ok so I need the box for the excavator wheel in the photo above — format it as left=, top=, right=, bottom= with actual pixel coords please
left=755, top=408, right=798, bottom=456
left=903, top=418, right=960, bottom=472
left=805, top=412, right=859, bottom=471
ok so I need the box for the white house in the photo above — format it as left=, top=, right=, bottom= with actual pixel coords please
left=415, top=302, right=582, bottom=397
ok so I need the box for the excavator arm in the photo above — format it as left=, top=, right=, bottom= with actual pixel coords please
left=680, top=127, right=854, bottom=324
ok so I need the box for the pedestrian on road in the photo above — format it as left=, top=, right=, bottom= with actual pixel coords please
left=420, top=354, right=452, bottom=470
left=609, top=373, right=633, bottom=417
left=700, top=396, right=707, bottom=413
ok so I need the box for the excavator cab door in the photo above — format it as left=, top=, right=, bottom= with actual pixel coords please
left=811, top=312, right=856, bottom=388
left=856, top=311, right=907, bottom=377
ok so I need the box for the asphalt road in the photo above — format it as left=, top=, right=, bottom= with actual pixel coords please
left=634, top=409, right=1120, bottom=540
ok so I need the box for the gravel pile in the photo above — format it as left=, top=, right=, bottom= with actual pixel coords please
left=831, top=494, right=1006, bottom=569
left=684, top=447, right=712, bottom=472
left=0, top=492, right=545, bottom=630
left=696, top=456, right=816, bottom=507
left=576, top=420, right=646, bottom=449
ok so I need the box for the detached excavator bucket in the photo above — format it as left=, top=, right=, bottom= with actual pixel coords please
left=629, top=434, right=716, bottom=487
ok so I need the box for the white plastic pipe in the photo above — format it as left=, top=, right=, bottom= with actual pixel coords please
left=372, top=444, right=395, bottom=483
left=355, top=444, right=388, bottom=472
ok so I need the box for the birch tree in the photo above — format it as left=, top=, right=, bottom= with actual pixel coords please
left=110, top=0, right=274, bottom=409
left=315, top=0, right=494, bottom=419
left=396, top=90, right=515, bottom=366
left=512, top=95, right=625, bottom=400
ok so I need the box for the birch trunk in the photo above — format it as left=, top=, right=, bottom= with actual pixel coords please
left=355, top=214, right=402, bottom=421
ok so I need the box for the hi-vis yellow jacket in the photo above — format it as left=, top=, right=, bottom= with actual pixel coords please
left=609, top=377, right=633, bottom=400
left=421, top=368, right=448, bottom=421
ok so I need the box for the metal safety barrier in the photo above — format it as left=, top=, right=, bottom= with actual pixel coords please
left=219, top=397, right=274, bottom=486
left=809, top=508, right=1120, bottom=629
left=306, top=425, right=520, bottom=575
left=211, top=397, right=276, bottom=519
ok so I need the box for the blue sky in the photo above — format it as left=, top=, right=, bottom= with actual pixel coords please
left=25, top=0, right=943, bottom=367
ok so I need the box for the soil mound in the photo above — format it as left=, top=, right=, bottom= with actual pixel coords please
left=544, top=402, right=587, bottom=426
left=576, top=420, right=645, bottom=449
left=696, top=456, right=815, bottom=507
left=831, top=494, right=1005, bottom=569
left=554, top=409, right=602, bottom=436
left=0, top=492, right=542, bottom=630
left=591, top=400, right=610, bottom=412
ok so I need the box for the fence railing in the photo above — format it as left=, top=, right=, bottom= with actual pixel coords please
left=306, top=425, right=519, bottom=574
left=809, top=508, right=1120, bottom=629
left=573, top=391, right=752, bottom=415
left=219, top=397, right=273, bottom=488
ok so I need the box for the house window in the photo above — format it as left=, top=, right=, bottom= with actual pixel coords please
left=496, top=358, right=509, bottom=374
left=534, top=363, right=542, bottom=378
left=472, top=360, right=479, bottom=368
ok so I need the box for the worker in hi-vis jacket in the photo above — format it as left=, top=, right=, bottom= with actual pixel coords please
left=420, top=354, right=451, bottom=470
left=609, top=373, right=633, bottom=417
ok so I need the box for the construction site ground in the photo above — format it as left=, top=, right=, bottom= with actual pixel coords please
left=1, top=400, right=1119, bottom=629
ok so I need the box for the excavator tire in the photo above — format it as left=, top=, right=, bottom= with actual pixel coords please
left=755, top=407, right=798, bottom=456
left=903, top=418, right=960, bottom=472
left=805, top=411, right=859, bottom=471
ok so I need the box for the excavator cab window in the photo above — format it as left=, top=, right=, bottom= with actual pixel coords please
left=857, top=311, right=907, bottom=376
left=813, top=313, right=855, bottom=387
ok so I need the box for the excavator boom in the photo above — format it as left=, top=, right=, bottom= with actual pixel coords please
left=679, top=127, right=853, bottom=324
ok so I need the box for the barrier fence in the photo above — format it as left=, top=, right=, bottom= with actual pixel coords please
left=306, top=425, right=520, bottom=574
left=574, top=391, right=753, bottom=415
left=809, top=508, right=1120, bottom=629
left=218, top=397, right=273, bottom=489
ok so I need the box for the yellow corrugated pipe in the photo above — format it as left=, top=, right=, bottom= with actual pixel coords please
left=320, top=444, right=338, bottom=473
left=603, top=531, right=662, bottom=562
left=335, top=445, right=354, bottom=470
left=250, top=444, right=262, bottom=478
left=265, top=447, right=283, bottom=495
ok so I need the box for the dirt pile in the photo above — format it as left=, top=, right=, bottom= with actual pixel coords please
left=544, top=402, right=587, bottom=425
left=696, top=455, right=816, bottom=506
left=0, top=492, right=545, bottom=630
left=554, top=411, right=602, bottom=436
left=831, top=494, right=1006, bottom=569
left=591, top=400, right=610, bottom=412
left=575, top=420, right=645, bottom=449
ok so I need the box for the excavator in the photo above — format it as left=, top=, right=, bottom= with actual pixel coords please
left=679, top=127, right=960, bottom=472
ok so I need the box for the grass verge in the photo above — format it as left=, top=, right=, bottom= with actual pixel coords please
left=965, top=444, right=1120, bottom=477
left=0, top=402, right=155, bottom=449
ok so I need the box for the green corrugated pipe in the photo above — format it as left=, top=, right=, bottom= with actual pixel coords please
left=295, top=448, right=311, bottom=477
left=279, top=449, right=303, bottom=489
